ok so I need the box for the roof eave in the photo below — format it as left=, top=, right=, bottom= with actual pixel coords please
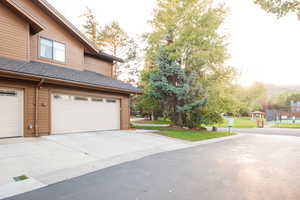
left=0, top=69, right=142, bottom=95
left=2, top=0, right=45, bottom=34
left=31, top=0, right=100, bottom=54
left=85, top=52, right=124, bottom=63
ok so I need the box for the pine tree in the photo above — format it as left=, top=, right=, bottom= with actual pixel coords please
left=98, top=21, right=129, bottom=78
left=81, top=7, right=99, bottom=43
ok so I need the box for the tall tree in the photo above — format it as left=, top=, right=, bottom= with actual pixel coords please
left=254, top=0, right=300, bottom=19
left=81, top=7, right=99, bottom=43
left=81, top=12, right=140, bottom=82
left=140, top=0, right=235, bottom=127
left=98, top=21, right=129, bottom=78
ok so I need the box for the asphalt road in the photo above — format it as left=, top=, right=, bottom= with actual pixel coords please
left=6, top=132, right=300, bottom=200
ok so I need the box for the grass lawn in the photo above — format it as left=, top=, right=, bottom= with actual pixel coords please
left=134, top=126, right=235, bottom=141
left=271, top=123, right=300, bottom=128
left=133, top=119, right=170, bottom=125
left=215, top=117, right=257, bottom=128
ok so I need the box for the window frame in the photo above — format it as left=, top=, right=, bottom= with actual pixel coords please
left=39, top=37, right=66, bottom=64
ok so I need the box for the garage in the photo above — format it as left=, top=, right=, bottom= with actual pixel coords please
left=51, top=94, right=120, bottom=134
left=0, top=88, right=24, bottom=138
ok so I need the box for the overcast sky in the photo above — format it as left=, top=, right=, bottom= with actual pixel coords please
left=48, top=0, right=300, bottom=86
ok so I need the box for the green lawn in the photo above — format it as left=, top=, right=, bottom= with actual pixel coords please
left=133, top=119, right=170, bottom=125
left=215, top=117, right=257, bottom=128
left=133, top=126, right=235, bottom=141
left=271, top=123, right=300, bottom=128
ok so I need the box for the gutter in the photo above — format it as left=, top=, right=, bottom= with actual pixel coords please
left=0, top=69, right=142, bottom=95
left=35, top=79, right=44, bottom=137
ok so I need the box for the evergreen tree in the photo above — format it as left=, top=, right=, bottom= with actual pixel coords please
left=81, top=7, right=99, bottom=43
left=139, top=0, right=235, bottom=128
left=98, top=21, right=129, bottom=78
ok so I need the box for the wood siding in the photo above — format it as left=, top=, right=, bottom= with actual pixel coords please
left=0, top=77, right=130, bottom=137
left=84, top=56, right=113, bottom=77
left=15, top=0, right=85, bottom=70
left=0, top=3, right=29, bottom=61
left=0, top=0, right=114, bottom=76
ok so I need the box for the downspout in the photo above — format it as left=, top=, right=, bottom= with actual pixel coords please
left=35, top=79, right=44, bottom=137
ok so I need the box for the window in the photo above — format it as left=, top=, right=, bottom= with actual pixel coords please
left=74, top=96, right=88, bottom=101
left=0, top=90, right=17, bottom=97
left=53, top=95, right=62, bottom=99
left=40, top=38, right=53, bottom=59
left=40, top=37, right=65, bottom=62
left=91, top=98, right=103, bottom=102
left=106, top=99, right=116, bottom=103
left=54, top=95, right=72, bottom=100
left=53, top=42, right=65, bottom=62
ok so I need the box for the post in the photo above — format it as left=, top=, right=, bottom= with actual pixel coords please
left=227, top=118, right=234, bottom=133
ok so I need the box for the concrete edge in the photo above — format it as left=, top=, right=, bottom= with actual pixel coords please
left=190, top=134, right=246, bottom=146
left=131, top=123, right=170, bottom=127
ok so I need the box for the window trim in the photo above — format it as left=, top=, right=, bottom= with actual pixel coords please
left=39, top=36, right=66, bottom=64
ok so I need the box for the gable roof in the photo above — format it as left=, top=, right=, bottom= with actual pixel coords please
left=2, top=0, right=45, bottom=33
left=0, top=57, right=141, bottom=94
left=3, top=0, right=123, bottom=63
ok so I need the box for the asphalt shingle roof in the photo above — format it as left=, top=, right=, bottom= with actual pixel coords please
left=0, top=57, right=141, bottom=94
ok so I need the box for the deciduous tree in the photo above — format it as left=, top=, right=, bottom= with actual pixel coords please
left=139, top=0, right=235, bottom=128
left=254, top=0, right=300, bottom=19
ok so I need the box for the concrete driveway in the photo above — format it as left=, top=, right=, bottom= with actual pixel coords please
left=6, top=134, right=300, bottom=200
left=0, top=130, right=209, bottom=199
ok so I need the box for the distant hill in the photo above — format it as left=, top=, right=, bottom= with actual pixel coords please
left=265, top=84, right=300, bottom=97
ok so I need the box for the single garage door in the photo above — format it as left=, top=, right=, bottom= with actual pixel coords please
left=0, top=88, right=23, bottom=138
left=51, top=94, right=120, bottom=134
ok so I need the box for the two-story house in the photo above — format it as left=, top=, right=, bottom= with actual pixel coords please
left=0, top=0, right=141, bottom=138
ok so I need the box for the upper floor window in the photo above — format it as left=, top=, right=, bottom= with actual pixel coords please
left=40, top=37, right=65, bottom=63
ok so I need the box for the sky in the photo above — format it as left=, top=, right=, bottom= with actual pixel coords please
left=48, top=0, right=300, bottom=86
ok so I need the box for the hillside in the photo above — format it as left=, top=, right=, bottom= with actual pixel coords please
left=265, top=84, right=300, bottom=97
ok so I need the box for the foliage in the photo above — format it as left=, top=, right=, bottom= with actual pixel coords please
left=98, top=21, right=129, bottom=55
left=148, top=46, right=207, bottom=128
left=138, top=0, right=236, bottom=128
left=271, top=91, right=300, bottom=109
left=81, top=10, right=141, bottom=84
left=81, top=7, right=99, bottom=43
left=254, top=0, right=300, bottom=19
left=232, top=82, right=268, bottom=114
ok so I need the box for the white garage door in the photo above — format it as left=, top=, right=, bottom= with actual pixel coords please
left=0, top=88, right=23, bottom=138
left=51, top=94, right=120, bottom=134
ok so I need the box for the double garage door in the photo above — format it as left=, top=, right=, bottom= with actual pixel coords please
left=51, top=94, right=120, bottom=134
left=0, top=88, right=120, bottom=138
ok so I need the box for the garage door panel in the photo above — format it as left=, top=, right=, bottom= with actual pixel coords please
left=0, top=88, right=23, bottom=138
left=51, top=94, right=120, bottom=134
